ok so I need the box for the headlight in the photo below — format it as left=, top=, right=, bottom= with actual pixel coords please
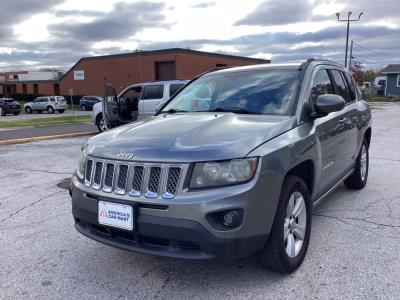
left=190, top=157, right=258, bottom=189
left=77, top=144, right=88, bottom=179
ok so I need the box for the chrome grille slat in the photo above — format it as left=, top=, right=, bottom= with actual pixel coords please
left=92, top=161, right=103, bottom=190
left=84, top=159, right=94, bottom=186
left=115, top=164, right=129, bottom=195
left=145, top=167, right=162, bottom=198
left=129, top=165, right=144, bottom=197
left=84, top=157, right=183, bottom=199
left=163, top=167, right=181, bottom=199
left=103, top=163, right=115, bottom=192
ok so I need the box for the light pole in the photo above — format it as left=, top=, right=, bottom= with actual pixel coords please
left=336, top=12, right=363, bottom=68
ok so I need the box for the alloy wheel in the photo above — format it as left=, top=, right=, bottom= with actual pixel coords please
left=284, top=191, right=307, bottom=258
left=360, top=144, right=367, bottom=181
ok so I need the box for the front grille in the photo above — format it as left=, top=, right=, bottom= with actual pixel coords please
left=84, top=159, right=93, bottom=186
left=92, top=162, right=103, bottom=189
left=164, top=167, right=181, bottom=198
left=116, top=165, right=129, bottom=194
left=103, top=163, right=115, bottom=192
left=146, top=167, right=162, bottom=198
left=84, top=157, right=184, bottom=199
left=130, top=166, right=144, bottom=197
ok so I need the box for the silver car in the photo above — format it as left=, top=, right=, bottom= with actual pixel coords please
left=70, top=59, right=371, bottom=273
left=24, top=96, right=67, bottom=114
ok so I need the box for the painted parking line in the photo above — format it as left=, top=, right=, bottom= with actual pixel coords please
left=0, top=131, right=97, bottom=145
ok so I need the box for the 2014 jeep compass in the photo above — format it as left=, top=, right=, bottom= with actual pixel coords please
left=70, top=59, right=371, bottom=273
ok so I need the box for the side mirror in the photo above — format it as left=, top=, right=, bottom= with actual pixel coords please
left=313, top=94, right=345, bottom=117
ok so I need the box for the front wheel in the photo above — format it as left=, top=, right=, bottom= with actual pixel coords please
left=344, top=138, right=369, bottom=189
left=97, top=114, right=107, bottom=132
left=259, top=175, right=312, bottom=273
left=47, top=106, right=55, bottom=114
left=25, top=107, right=32, bottom=114
left=81, top=105, right=86, bottom=111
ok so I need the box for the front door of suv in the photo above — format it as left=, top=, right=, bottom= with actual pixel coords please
left=309, top=68, right=349, bottom=195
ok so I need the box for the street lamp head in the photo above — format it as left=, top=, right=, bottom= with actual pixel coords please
left=348, top=11, right=352, bottom=17
left=358, top=12, right=363, bottom=19
left=336, top=12, right=340, bottom=19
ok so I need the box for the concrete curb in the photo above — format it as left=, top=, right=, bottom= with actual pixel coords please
left=0, top=131, right=97, bottom=145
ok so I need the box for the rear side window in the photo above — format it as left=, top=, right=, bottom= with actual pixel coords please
left=343, top=72, right=357, bottom=101
left=142, top=85, right=164, bottom=99
left=330, top=70, right=350, bottom=102
left=309, top=69, right=334, bottom=105
left=49, top=97, right=55, bottom=102
left=169, top=84, right=185, bottom=97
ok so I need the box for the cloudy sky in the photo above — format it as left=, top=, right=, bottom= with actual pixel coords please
left=1, top=0, right=399, bottom=71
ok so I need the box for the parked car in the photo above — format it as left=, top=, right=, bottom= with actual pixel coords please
left=71, top=59, right=371, bottom=273
left=0, top=98, right=21, bottom=116
left=24, top=96, right=67, bottom=114
left=92, top=80, right=188, bottom=132
left=80, top=96, right=102, bottom=111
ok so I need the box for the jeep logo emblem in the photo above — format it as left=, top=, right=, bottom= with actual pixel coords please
left=116, top=150, right=135, bottom=159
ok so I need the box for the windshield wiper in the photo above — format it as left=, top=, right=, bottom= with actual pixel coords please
left=160, top=108, right=188, bottom=114
left=210, top=107, right=262, bottom=115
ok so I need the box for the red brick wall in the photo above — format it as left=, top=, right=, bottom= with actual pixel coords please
left=60, top=52, right=267, bottom=96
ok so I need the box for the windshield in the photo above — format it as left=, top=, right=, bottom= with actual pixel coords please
left=161, top=69, right=299, bottom=115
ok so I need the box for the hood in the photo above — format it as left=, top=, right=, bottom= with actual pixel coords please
left=87, top=113, right=296, bottom=162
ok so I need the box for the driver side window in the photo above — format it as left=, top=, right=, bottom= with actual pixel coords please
left=309, top=69, right=334, bottom=108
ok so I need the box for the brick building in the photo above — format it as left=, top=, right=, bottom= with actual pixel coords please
left=0, top=48, right=269, bottom=98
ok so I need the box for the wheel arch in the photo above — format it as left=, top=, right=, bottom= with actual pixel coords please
left=364, top=127, right=371, bottom=148
left=285, top=160, right=315, bottom=196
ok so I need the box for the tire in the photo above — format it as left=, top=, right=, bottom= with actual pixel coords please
left=81, top=105, right=86, bottom=111
left=47, top=106, right=55, bottom=114
left=344, top=138, right=369, bottom=189
left=259, top=175, right=312, bottom=273
left=1, top=109, right=5, bottom=116
left=13, top=112, right=20, bottom=116
left=97, top=114, right=107, bottom=132
left=25, top=107, right=32, bottom=114
left=58, top=110, right=65, bottom=113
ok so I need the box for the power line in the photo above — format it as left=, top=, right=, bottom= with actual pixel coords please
left=352, top=41, right=396, bottom=57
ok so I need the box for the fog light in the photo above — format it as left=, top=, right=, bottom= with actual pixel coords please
left=207, top=209, right=244, bottom=230
left=223, top=210, right=241, bottom=228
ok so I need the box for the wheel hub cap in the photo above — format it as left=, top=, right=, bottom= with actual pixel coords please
left=284, top=191, right=307, bottom=258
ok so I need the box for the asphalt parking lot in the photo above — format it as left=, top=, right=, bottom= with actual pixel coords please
left=1, top=103, right=399, bottom=299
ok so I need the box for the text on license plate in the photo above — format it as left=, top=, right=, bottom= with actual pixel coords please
left=98, top=201, right=133, bottom=230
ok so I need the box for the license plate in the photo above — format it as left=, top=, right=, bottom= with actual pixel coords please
left=98, top=201, right=133, bottom=230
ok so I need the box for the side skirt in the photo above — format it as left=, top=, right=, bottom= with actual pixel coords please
left=312, top=169, right=354, bottom=208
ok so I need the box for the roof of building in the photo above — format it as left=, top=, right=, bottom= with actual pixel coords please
left=381, top=64, right=400, bottom=74
left=60, top=48, right=270, bottom=81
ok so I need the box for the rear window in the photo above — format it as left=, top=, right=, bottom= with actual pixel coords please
left=169, top=84, right=185, bottom=97
left=330, top=70, right=350, bottom=102
left=142, top=85, right=164, bottom=99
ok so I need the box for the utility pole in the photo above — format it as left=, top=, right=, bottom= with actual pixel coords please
left=336, top=12, right=363, bottom=68
left=348, top=40, right=354, bottom=69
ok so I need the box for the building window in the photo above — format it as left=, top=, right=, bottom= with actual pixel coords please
left=397, top=74, right=400, bottom=87
left=33, top=84, right=38, bottom=95
left=12, top=74, right=18, bottom=80
left=22, top=84, right=27, bottom=94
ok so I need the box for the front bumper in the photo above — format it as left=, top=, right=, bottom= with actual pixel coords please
left=70, top=170, right=282, bottom=260
left=4, top=107, right=21, bottom=114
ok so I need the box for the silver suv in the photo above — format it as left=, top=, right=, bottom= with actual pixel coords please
left=92, top=80, right=188, bottom=132
left=24, top=96, right=67, bottom=114
left=70, top=59, right=371, bottom=273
